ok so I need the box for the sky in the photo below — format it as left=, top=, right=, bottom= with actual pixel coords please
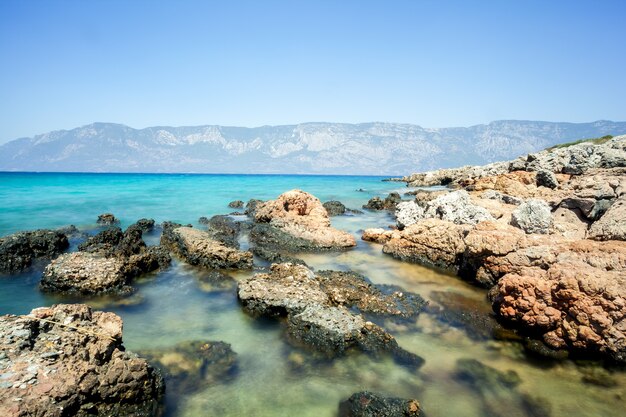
left=0, top=0, right=625, bottom=143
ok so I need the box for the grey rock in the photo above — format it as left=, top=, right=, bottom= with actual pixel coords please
left=395, top=201, right=425, bottom=229
left=588, top=195, right=626, bottom=241
left=339, top=391, right=421, bottom=417
left=0, top=229, right=69, bottom=273
left=96, top=213, right=119, bottom=226
left=481, top=190, right=523, bottom=205
left=536, top=170, right=559, bottom=189
left=228, top=200, right=244, bottom=208
left=510, top=199, right=553, bottom=234
left=323, top=200, right=346, bottom=216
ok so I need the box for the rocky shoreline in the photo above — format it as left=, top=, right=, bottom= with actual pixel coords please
left=0, top=135, right=624, bottom=415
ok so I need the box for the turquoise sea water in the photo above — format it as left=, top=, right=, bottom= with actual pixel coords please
left=1, top=172, right=625, bottom=417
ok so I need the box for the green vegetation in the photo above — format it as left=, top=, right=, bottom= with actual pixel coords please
left=546, top=135, right=614, bottom=151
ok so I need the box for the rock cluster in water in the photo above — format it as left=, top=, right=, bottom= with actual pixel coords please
left=0, top=229, right=69, bottom=273
left=0, top=304, right=164, bottom=417
left=366, top=135, right=626, bottom=362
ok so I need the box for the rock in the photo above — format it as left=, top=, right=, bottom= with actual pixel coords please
left=493, top=261, right=626, bottom=362
left=204, top=215, right=242, bottom=248
left=510, top=199, right=553, bottom=234
left=403, top=162, right=509, bottom=187
left=404, top=189, right=449, bottom=204
left=588, top=199, right=613, bottom=221
left=395, top=201, right=424, bottom=229
left=382, top=219, right=470, bottom=273
left=198, top=216, right=209, bottom=225
left=363, top=192, right=401, bottom=211
left=482, top=189, right=523, bottom=205
left=133, top=218, right=156, bottom=232
left=251, top=245, right=307, bottom=266
left=78, top=227, right=124, bottom=255
left=588, top=195, right=626, bottom=240
left=41, top=252, right=131, bottom=294
left=551, top=207, right=589, bottom=240
left=339, top=391, right=421, bottom=417
left=559, top=197, right=596, bottom=218
left=253, top=190, right=356, bottom=250
left=161, top=226, right=252, bottom=269
left=323, top=200, right=346, bottom=216
left=0, top=229, right=69, bottom=273
left=0, top=304, right=163, bottom=417
left=361, top=228, right=401, bottom=244
left=244, top=199, right=264, bottom=217
left=395, top=191, right=493, bottom=228
left=536, top=170, right=559, bottom=189
left=139, top=340, right=236, bottom=397
left=96, top=213, right=119, bottom=226
left=196, top=270, right=237, bottom=293
left=228, top=200, right=244, bottom=208
left=238, top=263, right=424, bottom=365
left=455, top=359, right=550, bottom=417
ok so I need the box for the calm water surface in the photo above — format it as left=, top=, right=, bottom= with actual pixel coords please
left=0, top=172, right=624, bottom=416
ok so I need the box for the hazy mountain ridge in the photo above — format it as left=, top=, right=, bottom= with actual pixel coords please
left=1, top=120, right=625, bottom=175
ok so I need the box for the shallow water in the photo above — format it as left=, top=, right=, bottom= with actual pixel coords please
left=1, top=173, right=625, bottom=416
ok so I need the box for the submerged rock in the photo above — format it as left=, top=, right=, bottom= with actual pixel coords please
left=339, top=391, right=421, bottom=417
left=0, top=304, right=164, bottom=417
left=0, top=229, right=69, bottom=273
left=161, top=225, right=252, bottom=269
left=253, top=190, right=356, bottom=250
left=139, top=340, right=237, bottom=397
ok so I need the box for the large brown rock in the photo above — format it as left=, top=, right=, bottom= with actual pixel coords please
left=253, top=190, right=356, bottom=249
left=161, top=226, right=252, bottom=269
left=0, top=304, right=163, bottom=417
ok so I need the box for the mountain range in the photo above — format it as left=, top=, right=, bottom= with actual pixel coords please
left=1, top=120, right=625, bottom=175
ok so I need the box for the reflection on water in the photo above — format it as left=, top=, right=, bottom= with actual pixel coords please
left=1, top=178, right=625, bottom=416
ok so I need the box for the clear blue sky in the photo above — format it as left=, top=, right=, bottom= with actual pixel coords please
left=1, top=0, right=625, bottom=142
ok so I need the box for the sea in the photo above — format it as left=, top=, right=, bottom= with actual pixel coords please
left=0, top=172, right=624, bottom=417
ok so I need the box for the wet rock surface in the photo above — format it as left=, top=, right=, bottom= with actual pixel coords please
left=161, top=225, right=252, bottom=269
left=228, top=200, right=244, bottom=208
left=363, top=192, right=401, bottom=211
left=253, top=190, right=356, bottom=250
left=238, top=263, right=424, bottom=367
left=338, top=391, right=421, bottom=417
left=139, top=340, right=237, bottom=397
left=323, top=200, right=347, bottom=216
left=0, top=229, right=69, bottom=273
left=96, top=213, right=119, bottom=226
left=0, top=304, right=164, bottom=417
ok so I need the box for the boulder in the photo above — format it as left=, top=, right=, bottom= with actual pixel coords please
left=536, top=169, right=559, bottom=189
left=0, top=304, right=164, bottom=417
left=0, top=229, right=69, bottom=273
left=588, top=195, right=626, bottom=241
left=96, top=213, right=119, bottom=226
left=323, top=200, right=346, bottom=216
left=253, top=190, right=356, bottom=250
left=161, top=226, right=252, bottom=269
left=395, top=201, right=424, bottom=229
left=510, top=199, right=553, bottom=234
left=228, top=200, right=244, bottom=208
left=339, top=391, right=421, bottom=417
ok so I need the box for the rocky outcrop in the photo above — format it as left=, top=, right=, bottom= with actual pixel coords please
left=363, top=192, right=401, bottom=211
left=96, top=213, right=119, bottom=226
left=0, top=304, right=164, bottom=417
left=323, top=200, right=346, bottom=216
left=162, top=225, right=252, bottom=269
left=238, top=263, right=424, bottom=367
left=509, top=199, right=553, bottom=234
left=228, top=200, right=244, bottom=208
left=253, top=190, right=356, bottom=250
left=339, top=391, right=421, bottom=417
left=588, top=195, right=626, bottom=241
left=395, top=191, right=493, bottom=229
left=0, top=229, right=69, bottom=273
left=41, top=224, right=170, bottom=295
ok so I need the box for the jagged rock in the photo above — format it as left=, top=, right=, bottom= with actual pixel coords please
left=339, top=391, right=421, bottom=417
left=204, top=215, right=241, bottom=248
left=361, top=228, right=401, bottom=244
left=395, top=191, right=493, bottom=228
left=253, top=190, right=355, bottom=250
left=244, top=199, right=264, bottom=217
left=0, top=229, right=69, bottom=273
left=536, top=170, right=559, bottom=189
left=323, top=200, right=346, bottom=216
left=588, top=195, right=626, bottom=241
left=78, top=227, right=124, bottom=255
left=161, top=226, right=252, bottom=269
left=481, top=189, right=523, bottom=205
left=589, top=199, right=613, bottom=221
left=134, top=218, right=155, bottom=232
left=0, top=304, right=164, bottom=417
left=139, top=340, right=236, bottom=397
left=455, top=359, right=550, bottom=417
left=510, top=199, right=553, bottom=234
left=395, top=201, right=424, bottom=229
left=198, top=216, right=209, bottom=225
left=228, top=200, right=244, bottom=208
left=363, top=193, right=401, bottom=211
left=96, top=213, right=119, bottom=226
left=238, top=263, right=424, bottom=365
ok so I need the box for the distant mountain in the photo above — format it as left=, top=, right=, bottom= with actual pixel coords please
left=1, top=120, right=625, bottom=175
